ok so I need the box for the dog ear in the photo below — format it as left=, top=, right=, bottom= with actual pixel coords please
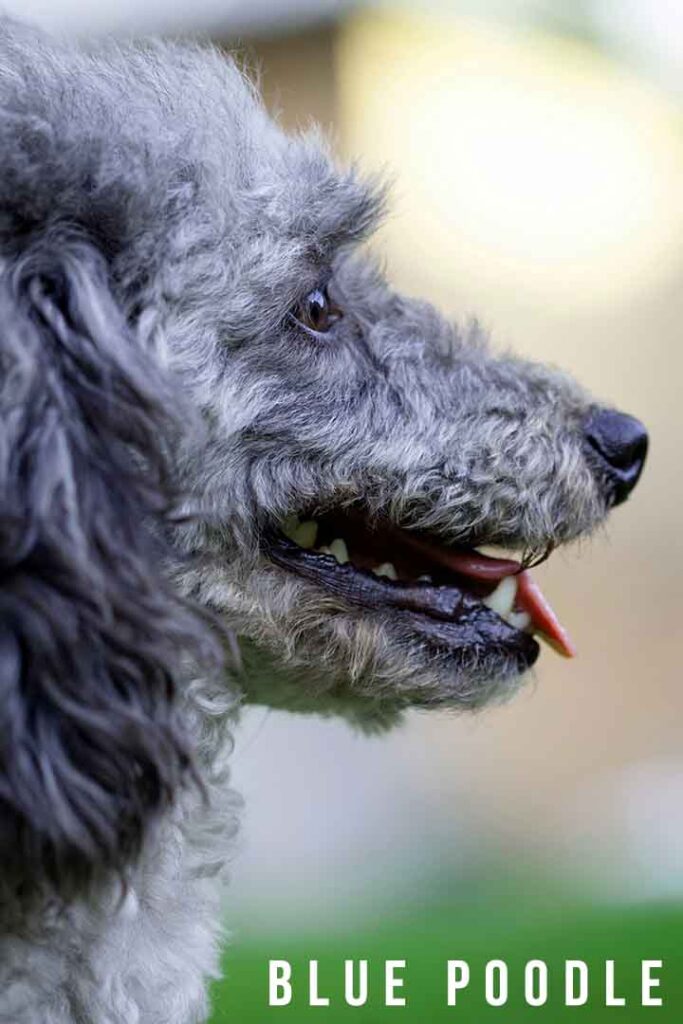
left=0, top=231, right=211, bottom=898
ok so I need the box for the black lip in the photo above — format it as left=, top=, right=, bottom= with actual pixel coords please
left=268, top=534, right=540, bottom=666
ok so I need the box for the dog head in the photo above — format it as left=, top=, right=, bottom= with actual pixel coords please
left=117, top=42, right=645, bottom=720
left=185, top=246, right=647, bottom=722
left=0, top=23, right=647, bottom=890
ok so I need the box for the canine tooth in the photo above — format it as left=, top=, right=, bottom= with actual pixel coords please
left=290, top=520, right=317, bottom=549
left=374, top=562, right=398, bottom=580
left=506, top=610, right=531, bottom=631
left=482, top=575, right=517, bottom=617
left=328, top=538, right=349, bottom=564
left=417, top=574, right=432, bottom=583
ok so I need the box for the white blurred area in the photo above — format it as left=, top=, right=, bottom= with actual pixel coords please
left=5, top=0, right=682, bottom=926
left=1, top=0, right=347, bottom=38
left=338, top=13, right=683, bottom=312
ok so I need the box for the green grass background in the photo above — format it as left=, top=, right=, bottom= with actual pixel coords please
left=210, top=889, right=682, bottom=1022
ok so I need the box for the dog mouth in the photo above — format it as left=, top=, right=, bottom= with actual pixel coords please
left=267, top=508, right=574, bottom=668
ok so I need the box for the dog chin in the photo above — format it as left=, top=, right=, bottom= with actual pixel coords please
left=188, top=562, right=535, bottom=720
left=235, top=608, right=533, bottom=726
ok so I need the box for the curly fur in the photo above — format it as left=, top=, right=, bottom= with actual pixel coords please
left=0, top=19, right=631, bottom=1023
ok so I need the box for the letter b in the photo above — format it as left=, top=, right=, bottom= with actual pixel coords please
left=269, top=960, right=293, bottom=1006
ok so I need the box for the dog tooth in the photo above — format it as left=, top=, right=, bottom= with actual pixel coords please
left=477, top=544, right=521, bottom=561
left=374, top=562, right=398, bottom=580
left=281, top=515, right=301, bottom=541
left=328, top=538, right=349, bottom=564
left=482, top=575, right=517, bottom=617
left=417, top=574, right=432, bottom=583
left=506, top=610, right=531, bottom=631
left=291, top=520, right=317, bottom=549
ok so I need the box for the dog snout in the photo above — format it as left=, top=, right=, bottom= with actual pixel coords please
left=584, top=408, right=648, bottom=506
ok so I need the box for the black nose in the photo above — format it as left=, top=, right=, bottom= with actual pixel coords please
left=584, top=408, right=648, bottom=506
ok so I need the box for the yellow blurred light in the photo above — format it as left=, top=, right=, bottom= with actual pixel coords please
left=336, top=12, right=683, bottom=312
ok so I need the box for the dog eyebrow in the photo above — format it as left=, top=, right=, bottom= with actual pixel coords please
left=275, top=148, right=388, bottom=261
left=314, top=169, right=387, bottom=252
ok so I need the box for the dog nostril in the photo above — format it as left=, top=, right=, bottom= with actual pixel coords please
left=584, top=408, right=648, bottom=506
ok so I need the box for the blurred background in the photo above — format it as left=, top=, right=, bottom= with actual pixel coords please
left=10, top=0, right=683, bottom=1019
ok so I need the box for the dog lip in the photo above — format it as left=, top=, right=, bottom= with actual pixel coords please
left=400, top=609, right=540, bottom=668
left=267, top=533, right=540, bottom=663
left=269, top=534, right=483, bottom=621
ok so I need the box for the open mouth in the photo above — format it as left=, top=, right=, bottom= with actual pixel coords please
left=267, top=508, right=574, bottom=668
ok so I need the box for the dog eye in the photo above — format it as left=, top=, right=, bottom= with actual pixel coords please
left=290, top=286, right=342, bottom=336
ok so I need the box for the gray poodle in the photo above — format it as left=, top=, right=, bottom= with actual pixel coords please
left=0, top=19, right=647, bottom=1024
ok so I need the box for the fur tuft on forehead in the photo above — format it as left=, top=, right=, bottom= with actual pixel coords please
left=0, top=18, right=384, bottom=348
left=268, top=134, right=388, bottom=255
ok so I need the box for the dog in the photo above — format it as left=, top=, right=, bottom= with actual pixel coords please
left=0, top=19, right=647, bottom=1024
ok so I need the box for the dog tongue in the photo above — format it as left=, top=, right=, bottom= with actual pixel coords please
left=515, top=570, right=576, bottom=658
left=406, top=539, right=575, bottom=658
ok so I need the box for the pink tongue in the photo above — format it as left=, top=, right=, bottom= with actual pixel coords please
left=516, top=570, right=576, bottom=658
left=402, top=534, right=521, bottom=581
left=416, top=543, right=576, bottom=658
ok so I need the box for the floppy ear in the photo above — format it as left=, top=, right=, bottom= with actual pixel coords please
left=0, top=231, right=210, bottom=898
